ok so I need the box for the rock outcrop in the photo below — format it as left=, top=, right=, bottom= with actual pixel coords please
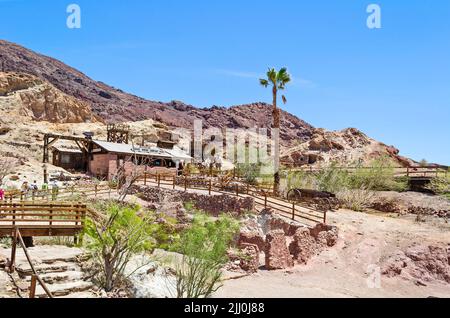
left=382, top=244, right=450, bottom=284
left=281, top=127, right=416, bottom=167
left=0, top=72, right=99, bottom=123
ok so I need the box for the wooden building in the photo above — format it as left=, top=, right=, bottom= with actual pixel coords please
left=51, top=146, right=85, bottom=171
left=51, top=139, right=192, bottom=180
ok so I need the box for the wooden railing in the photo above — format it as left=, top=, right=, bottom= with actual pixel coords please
left=4, top=184, right=113, bottom=202
left=138, top=173, right=327, bottom=225
left=0, top=202, right=87, bottom=237
left=8, top=228, right=54, bottom=298
left=294, top=166, right=448, bottom=179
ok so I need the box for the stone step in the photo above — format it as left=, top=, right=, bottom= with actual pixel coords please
left=34, top=280, right=94, bottom=298
left=57, top=291, right=99, bottom=299
left=24, top=270, right=85, bottom=284
left=16, top=261, right=79, bottom=276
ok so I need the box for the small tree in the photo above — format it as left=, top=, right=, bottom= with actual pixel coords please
left=174, top=214, right=239, bottom=298
left=84, top=202, right=156, bottom=292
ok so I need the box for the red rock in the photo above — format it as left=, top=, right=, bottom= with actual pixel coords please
left=265, top=230, right=294, bottom=270
left=289, top=227, right=320, bottom=264
left=309, top=223, right=339, bottom=247
left=238, top=232, right=265, bottom=252
left=239, top=244, right=260, bottom=273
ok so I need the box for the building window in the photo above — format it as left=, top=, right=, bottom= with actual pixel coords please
left=61, top=154, right=71, bottom=164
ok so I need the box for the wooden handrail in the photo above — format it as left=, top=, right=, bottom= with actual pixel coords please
left=10, top=228, right=54, bottom=298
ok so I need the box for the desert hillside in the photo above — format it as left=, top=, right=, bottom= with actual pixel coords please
left=0, top=39, right=416, bottom=169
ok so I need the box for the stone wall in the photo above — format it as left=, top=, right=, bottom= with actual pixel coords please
left=131, top=185, right=254, bottom=217
left=239, top=209, right=339, bottom=270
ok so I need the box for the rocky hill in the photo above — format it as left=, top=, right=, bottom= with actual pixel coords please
left=0, top=39, right=416, bottom=167
left=0, top=40, right=314, bottom=144
left=0, top=72, right=100, bottom=124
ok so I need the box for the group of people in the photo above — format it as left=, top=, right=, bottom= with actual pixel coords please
left=0, top=180, right=60, bottom=201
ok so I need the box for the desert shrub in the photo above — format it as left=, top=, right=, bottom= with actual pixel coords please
left=314, top=163, right=351, bottom=194
left=426, top=177, right=450, bottom=195
left=349, top=160, right=408, bottom=192
left=84, top=202, right=162, bottom=292
left=236, top=163, right=261, bottom=185
left=284, top=170, right=316, bottom=192
left=336, top=187, right=376, bottom=212
left=174, top=214, right=239, bottom=298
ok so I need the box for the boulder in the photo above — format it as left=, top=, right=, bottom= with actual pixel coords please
left=238, top=232, right=265, bottom=252
left=239, top=244, right=260, bottom=273
left=382, top=244, right=450, bottom=284
left=289, top=227, right=319, bottom=264
left=309, top=223, right=339, bottom=247
left=265, top=230, right=294, bottom=270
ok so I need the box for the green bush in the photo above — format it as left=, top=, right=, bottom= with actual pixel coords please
left=84, top=202, right=169, bottom=292
left=174, top=213, right=239, bottom=298
left=286, top=158, right=408, bottom=194
left=314, top=163, right=351, bottom=193
left=426, top=177, right=450, bottom=195
left=236, top=163, right=261, bottom=185
left=348, top=158, right=408, bottom=192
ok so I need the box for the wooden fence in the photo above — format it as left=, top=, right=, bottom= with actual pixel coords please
left=139, top=173, right=327, bottom=225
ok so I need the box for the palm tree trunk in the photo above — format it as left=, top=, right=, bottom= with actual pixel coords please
left=272, top=86, right=281, bottom=196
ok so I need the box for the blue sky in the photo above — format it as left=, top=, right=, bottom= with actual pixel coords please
left=1, top=0, right=449, bottom=164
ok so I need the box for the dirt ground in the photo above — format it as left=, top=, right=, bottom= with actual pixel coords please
left=215, top=209, right=450, bottom=298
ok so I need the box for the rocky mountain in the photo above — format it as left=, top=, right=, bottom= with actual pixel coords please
left=0, top=39, right=416, bottom=167
left=0, top=40, right=313, bottom=144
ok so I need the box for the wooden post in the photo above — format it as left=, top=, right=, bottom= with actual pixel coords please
left=29, top=275, right=37, bottom=298
left=157, top=175, right=161, bottom=188
left=49, top=203, right=53, bottom=233
left=323, top=210, right=327, bottom=224
left=236, top=184, right=239, bottom=197
left=95, top=184, right=98, bottom=198
left=264, top=193, right=267, bottom=208
left=173, top=176, right=176, bottom=190
left=292, top=203, right=295, bottom=221
left=208, top=179, right=212, bottom=195
left=9, top=228, right=17, bottom=273
left=144, top=172, right=147, bottom=186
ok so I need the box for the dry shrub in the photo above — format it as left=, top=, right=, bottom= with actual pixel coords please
left=336, top=187, right=376, bottom=212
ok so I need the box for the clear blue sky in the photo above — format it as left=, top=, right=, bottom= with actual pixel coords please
left=1, top=0, right=449, bottom=164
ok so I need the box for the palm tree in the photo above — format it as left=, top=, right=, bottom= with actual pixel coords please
left=260, top=67, right=291, bottom=195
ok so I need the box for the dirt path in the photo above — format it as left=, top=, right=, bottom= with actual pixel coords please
left=215, top=210, right=450, bottom=298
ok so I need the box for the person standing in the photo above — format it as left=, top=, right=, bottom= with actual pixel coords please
left=51, top=181, right=59, bottom=201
